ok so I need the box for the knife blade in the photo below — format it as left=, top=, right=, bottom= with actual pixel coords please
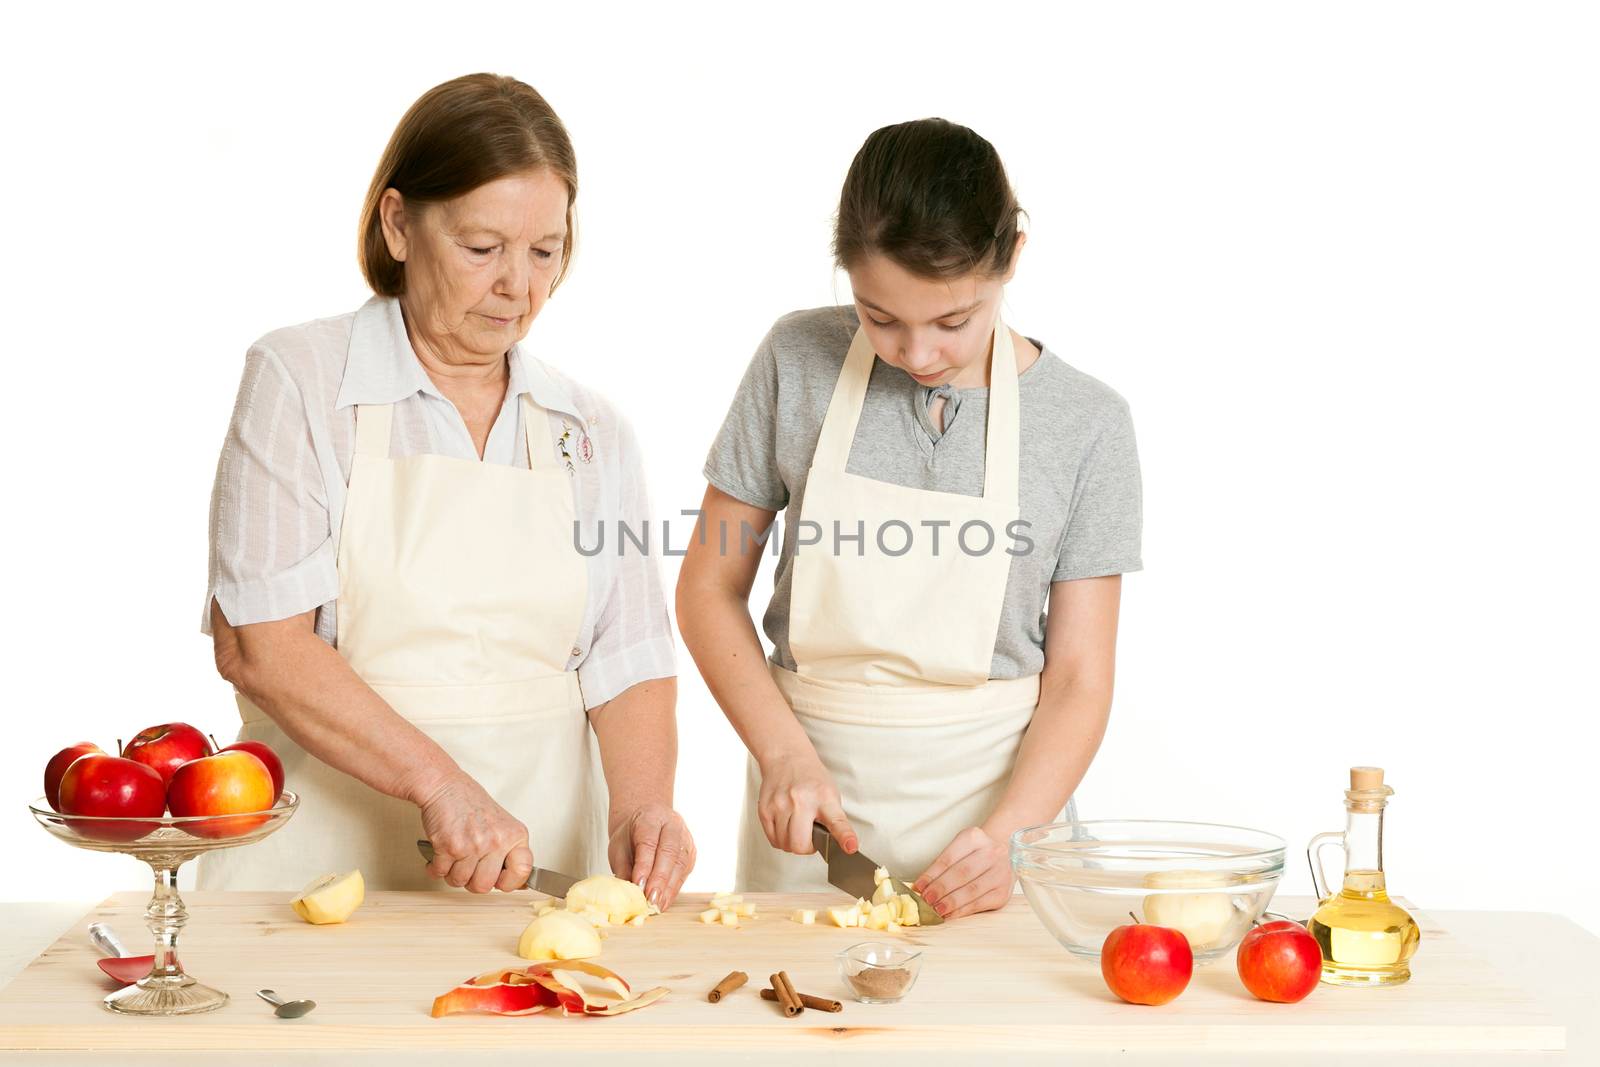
left=809, top=822, right=943, bottom=925
left=416, top=840, right=580, bottom=898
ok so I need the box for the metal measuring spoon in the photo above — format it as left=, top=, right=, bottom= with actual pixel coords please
left=256, top=989, right=317, bottom=1018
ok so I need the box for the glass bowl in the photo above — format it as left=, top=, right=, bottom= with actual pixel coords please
left=30, top=791, right=298, bottom=1015
left=836, top=941, right=923, bottom=1004
left=1011, top=819, right=1285, bottom=962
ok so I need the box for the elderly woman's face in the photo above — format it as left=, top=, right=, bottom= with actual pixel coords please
left=380, top=169, right=569, bottom=362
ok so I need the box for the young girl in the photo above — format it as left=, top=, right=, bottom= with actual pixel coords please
left=677, top=119, right=1141, bottom=919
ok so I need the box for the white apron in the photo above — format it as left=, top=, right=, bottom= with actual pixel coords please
left=737, top=320, right=1076, bottom=891
left=198, top=395, right=607, bottom=891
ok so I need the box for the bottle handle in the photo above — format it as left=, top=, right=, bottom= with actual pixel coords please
left=1307, top=831, right=1345, bottom=902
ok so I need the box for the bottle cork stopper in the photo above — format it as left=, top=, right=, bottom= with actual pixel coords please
left=1350, top=766, right=1385, bottom=790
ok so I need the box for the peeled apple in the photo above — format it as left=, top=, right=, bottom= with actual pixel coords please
left=1141, top=869, right=1237, bottom=949
left=564, top=876, right=652, bottom=924
left=518, top=911, right=603, bottom=961
left=290, top=870, right=365, bottom=925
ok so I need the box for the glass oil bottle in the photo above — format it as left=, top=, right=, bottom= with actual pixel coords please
left=1306, top=766, right=1420, bottom=986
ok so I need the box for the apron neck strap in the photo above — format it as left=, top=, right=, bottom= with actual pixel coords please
left=520, top=395, right=560, bottom=472
left=353, top=403, right=394, bottom=459
left=813, top=318, right=1020, bottom=506
left=983, top=321, right=1021, bottom=507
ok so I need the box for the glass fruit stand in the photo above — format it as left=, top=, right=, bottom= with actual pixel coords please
left=29, top=791, right=298, bottom=1016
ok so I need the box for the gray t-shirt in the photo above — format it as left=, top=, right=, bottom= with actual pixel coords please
left=703, top=305, right=1143, bottom=679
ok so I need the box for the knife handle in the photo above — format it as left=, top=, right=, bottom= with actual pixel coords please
left=811, top=821, right=832, bottom=857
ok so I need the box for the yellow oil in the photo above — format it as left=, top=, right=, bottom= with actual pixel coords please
left=1308, top=869, right=1420, bottom=986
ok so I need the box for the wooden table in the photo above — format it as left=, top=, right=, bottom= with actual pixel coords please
left=0, top=891, right=1590, bottom=1065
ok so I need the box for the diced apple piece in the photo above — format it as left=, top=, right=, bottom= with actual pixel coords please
left=719, top=909, right=739, bottom=928
left=734, top=901, right=757, bottom=918
left=699, top=908, right=720, bottom=924
left=627, top=914, right=646, bottom=928
left=827, top=905, right=855, bottom=928
left=791, top=908, right=817, bottom=925
left=897, top=893, right=921, bottom=926
left=873, top=866, right=890, bottom=886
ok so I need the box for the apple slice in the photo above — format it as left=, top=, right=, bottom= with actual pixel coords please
left=290, top=869, right=365, bottom=924
left=518, top=911, right=602, bottom=961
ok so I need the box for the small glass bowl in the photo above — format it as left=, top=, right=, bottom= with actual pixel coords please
left=836, top=941, right=923, bottom=1004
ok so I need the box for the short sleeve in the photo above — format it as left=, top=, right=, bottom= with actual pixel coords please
left=203, top=343, right=339, bottom=633
left=702, top=328, right=788, bottom=511
left=576, top=412, right=677, bottom=709
left=1053, top=400, right=1144, bottom=582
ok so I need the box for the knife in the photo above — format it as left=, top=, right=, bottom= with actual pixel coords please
left=810, top=822, right=943, bottom=926
left=416, top=839, right=580, bottom=898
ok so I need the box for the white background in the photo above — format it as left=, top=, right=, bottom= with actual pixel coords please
left=2, top=2, right=1596, bottom=934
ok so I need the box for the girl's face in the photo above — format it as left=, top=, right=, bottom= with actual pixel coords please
left=846, top=238, right=1023, bottom=389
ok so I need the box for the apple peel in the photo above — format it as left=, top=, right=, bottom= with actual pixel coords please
left=431, top=961, right=668, bottom=1019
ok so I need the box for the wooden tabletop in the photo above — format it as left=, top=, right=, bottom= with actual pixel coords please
left=0, top=891, right=1592, bottom=1066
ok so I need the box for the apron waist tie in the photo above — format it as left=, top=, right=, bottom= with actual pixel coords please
left=771, top=664, right=1040, bottom=727
left=236, top=671, right=584, bottom=728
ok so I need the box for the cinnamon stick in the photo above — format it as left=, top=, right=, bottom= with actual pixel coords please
left=708, top=970, right=747, bottom=1003
left=769, top=971, right=803, bottom=1016
left=761, top=987, right=843, bottom=1013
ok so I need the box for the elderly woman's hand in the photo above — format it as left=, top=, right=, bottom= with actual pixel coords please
left=418, top=771, right=535, bottom=894
left=607, top=804, right=696, bottom=911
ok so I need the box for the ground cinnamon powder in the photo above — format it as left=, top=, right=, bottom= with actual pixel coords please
left=847, top=966, right=911, bottom=1000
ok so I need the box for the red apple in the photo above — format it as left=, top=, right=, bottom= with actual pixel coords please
left=215, top=738, right=284, bottom=801
left=1237, top=919, right=1323, bottom=1003
left=167, top=750, right=275, bottom=838
left=1101, top=918, right=1194, bottom=1005
left=44, top=742, right=102, bottom=811
left=57, top=755, right=166, bottom=841
left=122, top=723, right=213, bottom=788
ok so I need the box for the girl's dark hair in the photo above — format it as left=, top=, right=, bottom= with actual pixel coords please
left=833, top=118, right=1021, bottom=279
left=359, top=73, right=578, bottom=297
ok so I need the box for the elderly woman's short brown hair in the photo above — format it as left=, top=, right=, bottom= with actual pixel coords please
left=358, top=73, right=578, bottom=297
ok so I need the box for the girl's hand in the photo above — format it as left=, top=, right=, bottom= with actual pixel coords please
left=913, top=826, right=1014, bottom=920
left=757, top=749, right=859, bottom=857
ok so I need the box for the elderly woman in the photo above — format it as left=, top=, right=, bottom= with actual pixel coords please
left=197, top=74, right=693, bottom=908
